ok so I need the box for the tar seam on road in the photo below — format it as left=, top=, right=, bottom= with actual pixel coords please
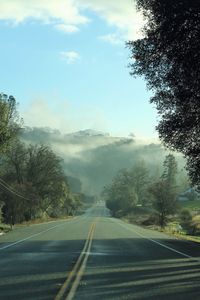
left=0, top=218, right=78, bottom=251
left=55, top=220, right=97, bottom=300
left=113, top=219, right=198, bottom=261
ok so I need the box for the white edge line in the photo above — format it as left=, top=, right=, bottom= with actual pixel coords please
left=0, top=222, right=67, bottom=251
left=0, top=212, right=92, bottom=251
left=113, top=219, right=195, bottom=260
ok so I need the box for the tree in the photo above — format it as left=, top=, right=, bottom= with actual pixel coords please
left=103, top=162, right=150, bottom=216
left=5, top=139, right=28, bottom=184
left=0, top=94, right=81, bottom=224
left=162, top=154, right=177, bottom=188
left=179, top=209, right=192, bottom=233
left=26, top=144, right=66, bottom=212
left=129, top=161, right=149, bottom=205
left=0, top=94, right=21, bottom=153
left=0, top=140, right=39, bottom=223
left=103, top=169, right=138, bottom=217
left=127, top=0, right=200, bottom=187
left=149, top=154, right=178, bottom=227
left=0, top=141, right=81, bottom=224
left=1, top=182, right=37, bottom=226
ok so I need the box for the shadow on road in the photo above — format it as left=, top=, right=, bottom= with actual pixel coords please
left=0, top=236, right=200, bottom=300
left=77, top=238, right=200, bottom=300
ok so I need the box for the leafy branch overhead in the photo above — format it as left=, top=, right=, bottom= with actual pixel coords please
left=127, top=0, right=200, bottom=187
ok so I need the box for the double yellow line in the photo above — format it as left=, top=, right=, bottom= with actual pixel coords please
left=55, top=220, right=97, bottom=300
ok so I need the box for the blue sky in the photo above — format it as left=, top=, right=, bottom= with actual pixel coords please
left=0, top=0, right=158, bottom=140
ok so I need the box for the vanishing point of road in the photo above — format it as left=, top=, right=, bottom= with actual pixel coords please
left=0, top=204, right=200, bottom=300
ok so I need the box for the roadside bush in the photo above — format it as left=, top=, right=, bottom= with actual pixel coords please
left=141, top=214, right=159, bottom=226
left=191, top=215, right=200, bottom=236
left=179, top=209, right=192, bottom=233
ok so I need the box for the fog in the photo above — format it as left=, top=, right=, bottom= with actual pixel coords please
left=21, top=127, right=186, bottom=195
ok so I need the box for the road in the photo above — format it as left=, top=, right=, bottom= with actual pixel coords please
left=0, top=204, right=200, bottom=300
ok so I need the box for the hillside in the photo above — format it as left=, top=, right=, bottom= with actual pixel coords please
left=21, top=127, right=186, bottom=195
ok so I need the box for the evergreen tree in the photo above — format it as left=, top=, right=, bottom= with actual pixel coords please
left=149, top=154, right=178, bottom=227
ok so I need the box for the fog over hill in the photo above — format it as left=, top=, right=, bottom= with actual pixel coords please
left=21, top=127, right=186, bottom=195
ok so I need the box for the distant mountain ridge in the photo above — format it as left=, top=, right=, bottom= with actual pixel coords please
left=21, top=127, right=185, bottom=196
left=66, top=129, right=110, bottom=137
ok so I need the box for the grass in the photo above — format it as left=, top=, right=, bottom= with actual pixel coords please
left=15, top=215, right=75, bottom=228
left=0, top=215, right=75, bottom=233
left=163, top=225, right=200, bottom=244
left=180, top=200, right=200, bottom=212
left=122, top=204, right=200, bottom=245
left=0, top=206, right=90, bottom=234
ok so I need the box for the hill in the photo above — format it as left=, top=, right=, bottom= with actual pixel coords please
left=21, top=127, right=186, bottom=195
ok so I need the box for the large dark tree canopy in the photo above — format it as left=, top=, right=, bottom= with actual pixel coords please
left=128, top=0, right=200, bottom=186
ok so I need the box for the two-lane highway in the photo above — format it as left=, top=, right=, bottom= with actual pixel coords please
left=0, top=204, right=200, bottom=300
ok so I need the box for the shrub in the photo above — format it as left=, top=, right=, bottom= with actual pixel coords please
left=179, top=209, right=192, bottom=233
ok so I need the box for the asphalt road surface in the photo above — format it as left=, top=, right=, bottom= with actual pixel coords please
left=0, top=204, right=200, bottom=300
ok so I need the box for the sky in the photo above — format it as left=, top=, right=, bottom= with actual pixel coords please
left=0, top=0, right=158, bottom=140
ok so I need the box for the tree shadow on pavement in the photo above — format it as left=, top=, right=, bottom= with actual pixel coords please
left=75, top=237, right=200, bottom=300
left=0, top=237, right=200, bottom=300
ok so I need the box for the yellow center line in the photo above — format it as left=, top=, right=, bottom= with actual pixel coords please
left=65, top=223, right=96, bottom=300
left=55, top=218, right=98, bottom=300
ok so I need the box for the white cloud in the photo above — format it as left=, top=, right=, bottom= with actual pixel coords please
left=78, top=0, right=145, bottom=40
left=55, top=23, right=79, bottom=33
left=0, top=0, right=88, bottom=32
left=0, top=0, right=144, bottom=40
left=99, top=33, right=123, bottom=45
left=60, top=51, right=80, bottom=64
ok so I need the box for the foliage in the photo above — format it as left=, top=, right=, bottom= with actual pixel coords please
left=149, top=154, right=178, bottom=227
left=127, top=0, right=200, bottom=187
left=191, top=215, right=200, bottom=236
left=5, top=139, right=28, bottom=184
left=162, top=154, right=178, bottom=187
left=129, top=161, right=150, bottom=205
left=26, top=144, right=65, bottom=211
left=179, top=209, right=192, bottom=233
left=0, top=94, right=83, bottom=226
left=104, top=169, right=138, bottom=217
left=1, top=182, right=36, bottom=226
left=103, top=162, right=150, bottom=217
left=103, top=156, right=181, bottom=223
left=0, top=140, right=82, bottom=225
left=0, top=94, right=21, bottom=153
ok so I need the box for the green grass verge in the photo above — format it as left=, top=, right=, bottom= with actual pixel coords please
left=180, top=200, right=200, bottom=211
left=123, top=208, right=200, bottom=245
